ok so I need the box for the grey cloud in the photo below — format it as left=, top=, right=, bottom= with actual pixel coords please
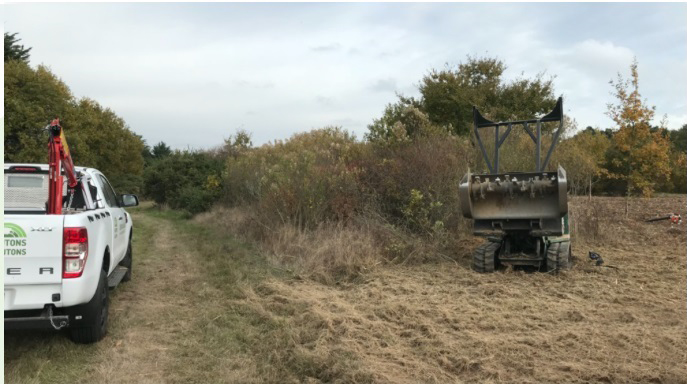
left=234, top=80, right=275, bottom=90
left=379, top=49, right=402, bottom=58
left=369, top=78, right=397, bottom=93
left=332, top=117, right=360, bottom=126
left=311, top=43, right=342, bottom=52
left=316, top=96, right=335, bottom=106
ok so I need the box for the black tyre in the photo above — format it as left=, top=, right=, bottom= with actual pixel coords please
left=121, top=239, right=132, bottom=282
left=472, top=241, right=500, bottom=273
left=69, top=269, right=109, bottom=344
left=546, top=241, right=570, bottom=274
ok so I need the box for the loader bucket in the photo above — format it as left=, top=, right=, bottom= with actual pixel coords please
left=459, top=165, right=568, bottom=237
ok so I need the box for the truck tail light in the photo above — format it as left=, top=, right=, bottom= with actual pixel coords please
left=63, top=227, right=88, bottom=278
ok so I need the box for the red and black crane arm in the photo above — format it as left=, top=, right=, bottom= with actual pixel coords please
left=47, top=118, right=79, bottom=214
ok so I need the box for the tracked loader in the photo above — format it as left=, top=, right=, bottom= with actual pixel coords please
left=459, top=97, right=571, bottom=273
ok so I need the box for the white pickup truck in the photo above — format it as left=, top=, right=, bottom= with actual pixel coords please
left=4, top=163, right=139, bottom=343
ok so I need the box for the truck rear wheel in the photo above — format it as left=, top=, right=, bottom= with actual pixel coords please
left=472, top=241, right=500, bottom=273
left=546, top=241, right=570, bottom=274
left=69, top=269, right=109, bottom=344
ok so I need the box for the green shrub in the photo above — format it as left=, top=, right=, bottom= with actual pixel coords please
left=170, top=185, right=218, bottom=215
left=358, top=134, right=473, bottom=235
left=143, top=150, right=223, bottom=214
left=111, top=173, right=143, bottom=195
left=222, top=125, right=475, bottom=243
left=224, top=127, right=363, bottom=229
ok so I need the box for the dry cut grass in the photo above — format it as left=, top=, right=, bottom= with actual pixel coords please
left=197, top=195, right=687, bottom=383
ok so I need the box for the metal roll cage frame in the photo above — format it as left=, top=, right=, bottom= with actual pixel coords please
left=472, top=97, right=564, bottom=174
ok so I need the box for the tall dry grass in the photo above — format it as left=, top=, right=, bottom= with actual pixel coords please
left=569, top=194, right=687, bottom=253
left=194, top=205, right=377, bottom=284
left=266, top=223, right=381, bottom=284
left=195, top=201, right=480, bottom=285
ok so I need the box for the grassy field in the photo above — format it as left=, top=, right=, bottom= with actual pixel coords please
left=4, top=196, right=687, bottom=383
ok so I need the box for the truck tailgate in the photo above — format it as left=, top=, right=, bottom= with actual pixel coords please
left=4, top=215, right=64, bottom=286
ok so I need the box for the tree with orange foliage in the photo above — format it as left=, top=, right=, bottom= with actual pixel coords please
left=606, top=59, right=671, bottom=214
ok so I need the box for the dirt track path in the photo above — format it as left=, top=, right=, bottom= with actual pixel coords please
left=83, top=210, right=204, bottom=383
left=4, top=208, right=227, bottom=384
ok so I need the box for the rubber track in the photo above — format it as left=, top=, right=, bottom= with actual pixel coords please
left=546, top=241, right=570, bottom=274
left=472, top=241, right=500, bottom=273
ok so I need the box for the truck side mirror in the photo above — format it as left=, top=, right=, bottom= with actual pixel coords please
left=120, top=194, right=139, bottom=207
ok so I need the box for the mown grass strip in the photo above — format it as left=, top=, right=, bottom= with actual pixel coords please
left=142, top=205, right=372, bottom=383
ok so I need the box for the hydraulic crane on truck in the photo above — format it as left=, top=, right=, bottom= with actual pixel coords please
left=47, top=118, right=79, bottom=215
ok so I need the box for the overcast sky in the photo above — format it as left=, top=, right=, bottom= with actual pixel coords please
left=4, top=2, right=686, bottom=149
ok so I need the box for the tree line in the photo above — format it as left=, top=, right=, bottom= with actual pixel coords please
left=5, top=32, right=685, bottom=217
left=4, top=32, right=145, bottom=193
left=366, top=55, right=684, bottom=198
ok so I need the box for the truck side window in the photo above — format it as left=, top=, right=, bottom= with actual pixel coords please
left=97, top=175, right=119, bottom=208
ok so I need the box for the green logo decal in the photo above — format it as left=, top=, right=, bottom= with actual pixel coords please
left=4, top=223, right=27, bottom=238
left=4, top=223, right=28, bottom=255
